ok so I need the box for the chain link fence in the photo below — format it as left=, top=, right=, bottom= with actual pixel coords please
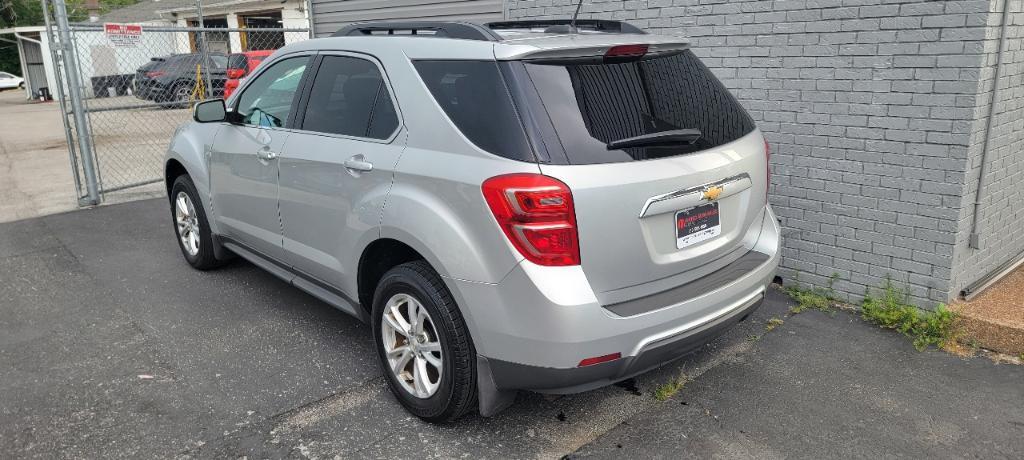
left=43, top=0, right=310, bottom=204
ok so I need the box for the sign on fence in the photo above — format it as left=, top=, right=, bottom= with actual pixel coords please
left=104, top=23, right=143, bottom=47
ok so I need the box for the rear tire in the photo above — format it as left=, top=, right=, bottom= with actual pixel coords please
left=372, top=261, right=477, bottom=423
left=169, top=175, right=222, bottom=270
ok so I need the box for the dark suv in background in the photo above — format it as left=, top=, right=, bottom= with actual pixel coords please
left=134, top=53, right=228, bottom=105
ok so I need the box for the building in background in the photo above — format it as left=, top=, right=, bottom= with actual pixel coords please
left=502, top=0, right=1022, bottom=308
left=309, top=0, right=502, bottom=37
left=100, top=0, right=310, bottom=54
left=0, top=26, right=58, bottom=100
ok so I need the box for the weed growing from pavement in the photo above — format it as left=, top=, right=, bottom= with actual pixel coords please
left=782, top=274, right=960, bottom=352
left=784, top=273, right=839, bottom=314
left=654, top=374, right=690, bottom=401
left=765, top=317, right=785, bottom=332
left=861, top=277, right=958, bottom=351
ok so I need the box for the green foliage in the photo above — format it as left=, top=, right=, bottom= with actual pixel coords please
left=1, top=0, right=44, bottom=27
left=1, top=0, right=44, bottom=74
left=765, top=317, right=785, bottom=332
left=653, top=375, right=689, bottom=401
left=784, top=273, right=839, bottom=314
left=861, top=278, right=958, bottom=351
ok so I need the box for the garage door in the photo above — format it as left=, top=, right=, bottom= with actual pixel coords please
left=310, top=0, right=504, bottom=37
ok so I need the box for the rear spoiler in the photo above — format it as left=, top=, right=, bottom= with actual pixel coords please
left=495, top=39, right=690, bottom=62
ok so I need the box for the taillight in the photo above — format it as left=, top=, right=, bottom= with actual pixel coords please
left=764, top=139, right=771, bottom=204
left=482, top=174, right=580, bottom=266
left=145, top=71, right=166, bottom=78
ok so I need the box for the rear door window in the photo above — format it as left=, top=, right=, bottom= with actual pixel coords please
left=414, top=60, right=534, bottom=162
left=523, top=50, right=756, bottom=164
left=300, top=55, right=399, bottom=139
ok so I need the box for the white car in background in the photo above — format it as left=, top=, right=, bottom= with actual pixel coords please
left=0, top=72, right=25, bottom=91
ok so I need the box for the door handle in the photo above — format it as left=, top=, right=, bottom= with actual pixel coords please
left=256, top=149, right=278, bottom=161
left=344, top=156, right=373, bottom=173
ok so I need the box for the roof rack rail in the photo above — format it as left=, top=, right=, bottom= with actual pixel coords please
left=486, top=19, right=647, bottom=35
left=332, top=21, right=503, bottom=41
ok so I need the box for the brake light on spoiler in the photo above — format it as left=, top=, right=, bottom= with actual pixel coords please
left=605, top=44, right=648, bottom=58
left=482, top=174, right=581, bottom=266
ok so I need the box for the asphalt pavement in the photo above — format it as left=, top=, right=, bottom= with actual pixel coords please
left=1, top=198, right=1021, bottom=459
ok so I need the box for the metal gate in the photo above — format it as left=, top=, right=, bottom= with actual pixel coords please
left=42, top=0, right=310, bottom=205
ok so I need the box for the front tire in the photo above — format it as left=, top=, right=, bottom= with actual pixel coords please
left=372, top=261, right=477, bottom=423
left=169, top=175, right=222, bottom=270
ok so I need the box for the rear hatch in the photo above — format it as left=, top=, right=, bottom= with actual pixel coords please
left=513, top=48, right=768, bottom=296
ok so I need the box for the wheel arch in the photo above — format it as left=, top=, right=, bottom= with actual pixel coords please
left=164, top=158, right=189, bottom=197
left=356, top=238, right=428, bottom=315
left=164, top=122, right=221, bottom=233
left=353, top=233, right=486, bottom=338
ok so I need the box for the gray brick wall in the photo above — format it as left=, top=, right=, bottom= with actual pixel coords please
left=505, top=0, right=1016, bottom=307
left=951, top=0, right=1024, bottom=296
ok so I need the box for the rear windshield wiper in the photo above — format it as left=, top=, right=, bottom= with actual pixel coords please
left=606, top=129, right=702, bottom=150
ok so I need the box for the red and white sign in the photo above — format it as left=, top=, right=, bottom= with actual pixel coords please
left=104, top=23, right=143, bottom=47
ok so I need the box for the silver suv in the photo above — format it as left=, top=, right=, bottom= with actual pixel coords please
left=167, top=19, right=780, bottom=422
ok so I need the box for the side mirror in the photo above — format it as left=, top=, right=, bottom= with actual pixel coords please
left=193, top=99, right=226, bottom=123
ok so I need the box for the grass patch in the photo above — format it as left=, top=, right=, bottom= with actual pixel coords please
left=653, top=375, right=690, bottom=401
left=784, top=273, right=839, bottom=314
left=861, top=278, right=958, bottom=352
left=765, top=317, right=785, bottom=332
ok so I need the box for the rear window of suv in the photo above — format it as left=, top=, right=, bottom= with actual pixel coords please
left=525, top=50, right=756, bottom=164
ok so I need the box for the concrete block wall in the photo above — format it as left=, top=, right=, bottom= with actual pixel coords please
left=505, top=0, right=1013, bottom=307
left=951, top=0, right=1024, bottom=296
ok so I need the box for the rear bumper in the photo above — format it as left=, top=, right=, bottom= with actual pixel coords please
left=482, top=291, right=763, bottom=394
left=134, top=83, right=165, bottom=101
left=451, top=205, right=780, bottom=393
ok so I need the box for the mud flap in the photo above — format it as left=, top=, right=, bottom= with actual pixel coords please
left=210, top=234, right=233, bottom=261
left=477, top=355, right=517, bottom=417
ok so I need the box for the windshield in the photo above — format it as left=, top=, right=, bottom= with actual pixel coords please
left=523, top=50, right=756, bottom=164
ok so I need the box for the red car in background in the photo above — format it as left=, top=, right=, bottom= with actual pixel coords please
left=224, top=50, right=273, bottom=99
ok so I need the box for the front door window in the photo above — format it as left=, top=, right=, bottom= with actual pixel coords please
left=235, top=56, right=309, bottom=128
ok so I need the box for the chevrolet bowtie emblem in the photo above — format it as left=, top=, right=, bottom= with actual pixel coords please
left=702, top=186, right=723, bottom=201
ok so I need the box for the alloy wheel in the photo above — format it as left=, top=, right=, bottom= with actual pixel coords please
left=381, top=293, right=443, bottom=399
left=174, top=191, right=200, bottom=256
left=175, top=85, right=191, bottom=102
